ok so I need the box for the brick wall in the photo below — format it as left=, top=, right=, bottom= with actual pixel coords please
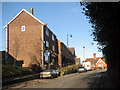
left=6, top=11, right=43, bottom=67
left=58, top=40, right=62, bottom=68
left=96, top=60, right=107, bottom=68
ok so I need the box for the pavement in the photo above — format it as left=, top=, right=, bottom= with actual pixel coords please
left=94, top=70, right=118, bottom=89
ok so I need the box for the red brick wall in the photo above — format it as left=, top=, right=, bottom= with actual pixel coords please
left=58, top=40, right=62, bottom=67
left=7, top=11, right=43, bottom=67
left=44, top=26, right=58, bottom=53
left=96, top=60, right=107, bottom=68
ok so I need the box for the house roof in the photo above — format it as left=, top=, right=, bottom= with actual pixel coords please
left=4, top=8, right=44, bottom=28
left=68, top=47, right=75, bottom=56
left=75, top=57, right=80, bottom=60
left=84, top=57, right=105, bottom=65
left=96, top=59, right=106, bottom=65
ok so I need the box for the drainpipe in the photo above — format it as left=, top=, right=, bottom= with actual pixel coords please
left=5, top=21, right=9, bottom=52
left=5, top=21, right=9, bottom=64
left=41, top=24, right=44, bottom=69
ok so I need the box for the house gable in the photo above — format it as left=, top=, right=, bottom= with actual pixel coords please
left=96, top=59, right=106, bottom=65
left=4, top=8, right=44, bottom=28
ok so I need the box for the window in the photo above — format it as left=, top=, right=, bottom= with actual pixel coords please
left=46, top=29, right=49, bottom=36
left=52, top=45, right=55, bottom=51
left=21, top=25, right=25, bottom=31
left=45, top=55, right=49, bottom=63
left=98, top=64, right=103, bottom=67
left=99, top=60, right=102, bottom=62
left=52, top=34, right=55, bottom=41
left=46, top=41, right=49, bottom=47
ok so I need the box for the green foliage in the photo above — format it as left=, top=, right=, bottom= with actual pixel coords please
left=29, top=64, right=42, bottom=73
left=61, top=65, right=81, bottom=75
left=80, top=2, right=120, bottom=80
left=2, top=65, right=34, bottom=79
left=80, top=2, right=119, bottom=49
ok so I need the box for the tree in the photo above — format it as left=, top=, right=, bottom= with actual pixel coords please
left=80, top=2, right=120, bottom=82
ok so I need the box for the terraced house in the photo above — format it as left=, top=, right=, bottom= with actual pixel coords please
left=84, top=53, right=107, bottom=69
left=4, top=8, right=76, bottom=69
left=58, top=40, right=75, bottom=68
left=4, top=8, right=58, bottom=69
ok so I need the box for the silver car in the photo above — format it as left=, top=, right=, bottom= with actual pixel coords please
left=78, top=66, right=87, bottom=73
left=40, top=69, right=57, bottom=79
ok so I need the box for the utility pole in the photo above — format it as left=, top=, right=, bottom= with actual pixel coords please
left=67, top=34, right=72, bottom=48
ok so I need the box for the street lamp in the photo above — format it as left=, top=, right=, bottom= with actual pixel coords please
left=67, top=34, right=72, bottom=48
left=83, top=46, right=85, bottom=62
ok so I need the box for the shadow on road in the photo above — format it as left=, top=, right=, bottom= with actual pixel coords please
left=85, top=70, right=106, bottom=89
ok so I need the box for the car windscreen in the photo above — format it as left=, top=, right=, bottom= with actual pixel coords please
left=79, top=67, right=84, bottom=69
left=43, top=69, right=52, bottom=72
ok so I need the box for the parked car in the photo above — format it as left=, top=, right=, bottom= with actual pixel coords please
left=40, top=69, right=57, bottom=79
left=78, top=66, right=87, bottom=73
left=91, top=67, right=95, bottom=70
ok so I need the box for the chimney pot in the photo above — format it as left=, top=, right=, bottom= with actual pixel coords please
left=93, top=53, right=96, bottom=59
left=44, top=23, right=47, bottom=26
left=30, top=8, right=33, bottom=15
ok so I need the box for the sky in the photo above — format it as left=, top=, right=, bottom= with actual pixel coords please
left=0, top=2, right=103, bottom=63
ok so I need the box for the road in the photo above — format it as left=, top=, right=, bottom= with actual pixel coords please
left=3, top=70, right=106, bottom=89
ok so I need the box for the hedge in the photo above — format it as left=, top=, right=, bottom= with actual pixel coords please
left=61, top=65, right=82, bottom=76
left=2, top=65, right=35, bottom=79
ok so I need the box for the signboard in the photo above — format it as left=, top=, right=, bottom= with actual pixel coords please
left=44, top=52, right=50, bottom=56
left=52, top=54, right=56, bottom=57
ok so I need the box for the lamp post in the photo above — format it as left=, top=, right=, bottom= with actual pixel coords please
left=83, top=46, right=85, bottom=62
left=67, top=34, right=72, bottom=48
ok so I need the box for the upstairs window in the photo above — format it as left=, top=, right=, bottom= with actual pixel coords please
left=21, top=25, right=25, bottom=31
left=46, top=41, right=49, bottom=48
left=98, top=64, right=103, bottom=67
left=46, top=29, right=49, bottom=36
left=52, top=45, right=55, bottom=51
left=52, top=34, right=55, bottom=41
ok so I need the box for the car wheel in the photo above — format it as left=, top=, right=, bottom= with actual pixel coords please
left=51, top=75, right=53, bottom=79
left=56, top=74, right=58, bottom=78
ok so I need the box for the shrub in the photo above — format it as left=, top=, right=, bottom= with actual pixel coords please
left=2, top=65, right=34, bottom=79
left=29, top=64, right=42, bottom=73
left=61, top=68, right=68, bottom=75
left=60, top=65, right=81, bottom=76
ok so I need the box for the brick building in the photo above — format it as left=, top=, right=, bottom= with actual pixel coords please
left=43, top=24, right=58, bottom=69
left=68, top=47, right=76, bottom=58
left=4, top=8, right=58, bottom=69
left=75, top=57, right=81, bottom=65
left=84, top=53, right=107, bottom=69
left=58, top=40, right=75, bottom=67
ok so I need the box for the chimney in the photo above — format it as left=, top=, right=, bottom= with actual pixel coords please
left=93, top=53, right=96, bottom=59
left=30, top=8, right=33, bottom=15
left=44, top=23, right=47, bottom=26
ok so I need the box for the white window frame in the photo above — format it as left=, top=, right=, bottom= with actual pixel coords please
left=21, top=25, right=25, bottom=31
left=46, top=41, right=49, bottom=47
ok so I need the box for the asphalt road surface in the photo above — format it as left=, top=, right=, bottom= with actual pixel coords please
left=3, top=70, right=106, bottom=89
